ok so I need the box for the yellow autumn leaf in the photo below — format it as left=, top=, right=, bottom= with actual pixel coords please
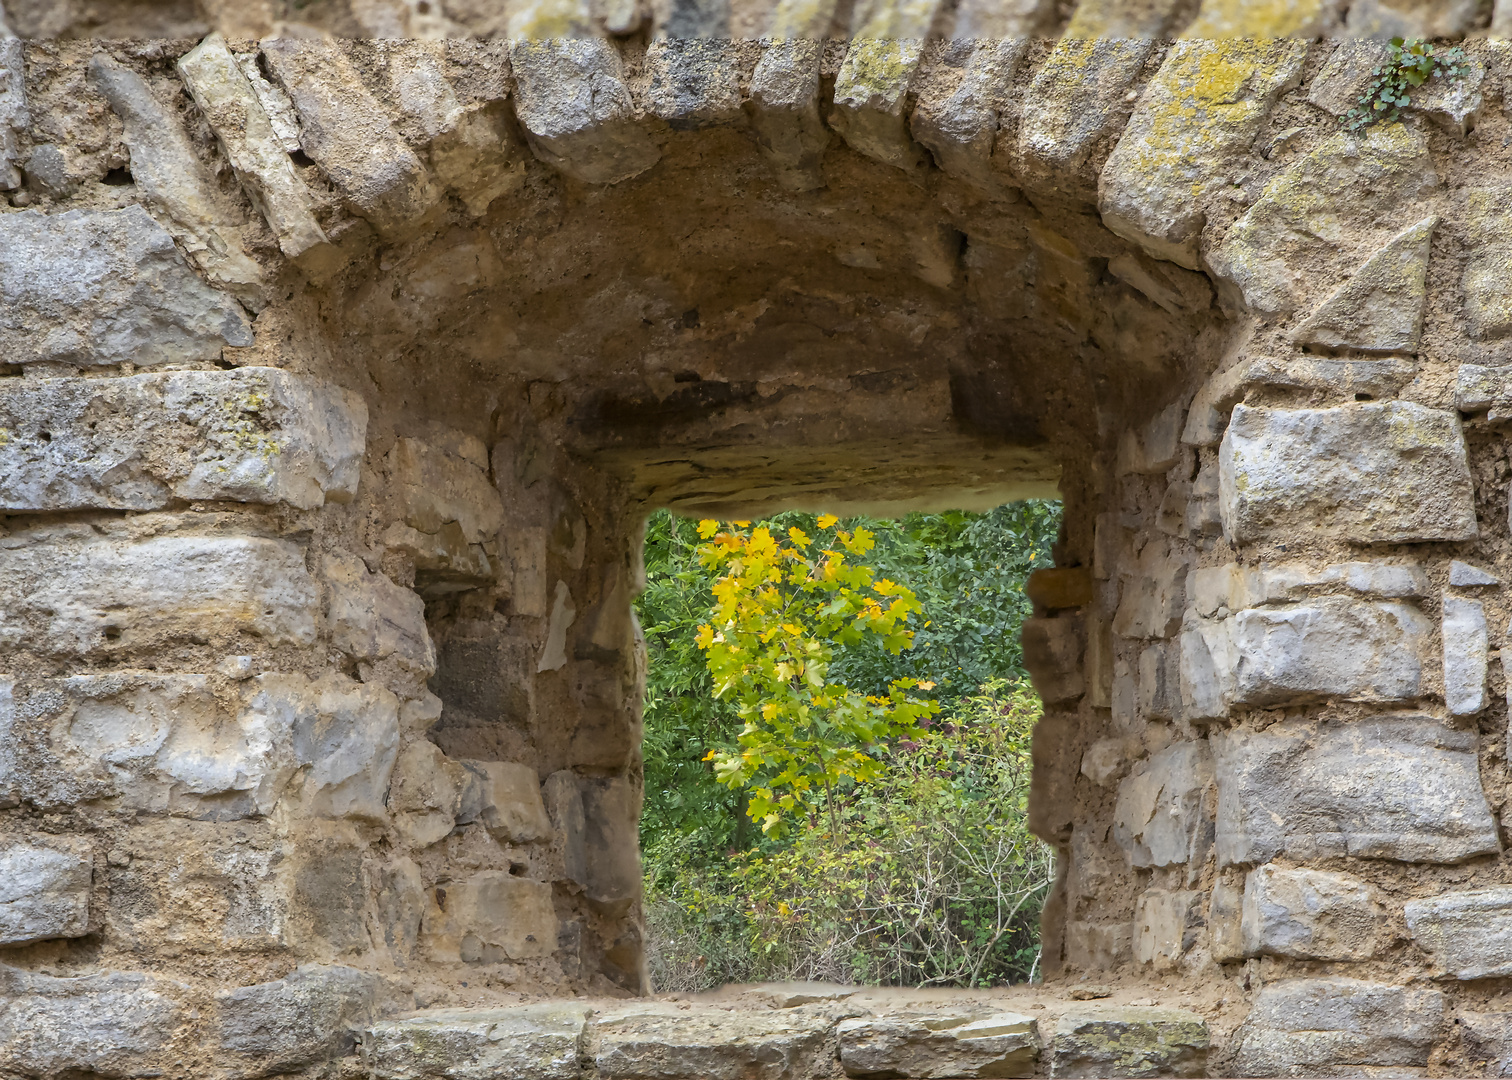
left=817, top=514, right=839, bottom=529
left=697, top=519, right=719, bottom=538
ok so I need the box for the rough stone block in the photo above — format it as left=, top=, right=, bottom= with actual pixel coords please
left=1133, top=889, right=1200, bottom=971
left=837, top=1012, right=1038, bottom=1079
left=1064, top=920, right=1132, bottom=972
left=1112, top=742, right=1214, bottom=869
left=1208, top=124, right=1440, bottom=316
left=1458, top=1012, right=1512, bottom=1077
left=178, top=34, right=329, bottom=259
left=219, top=964, right=380, bottom=1069
left=1116, top=402, right=1184, bottom=476
left=267, top=672, right=401, bottom=822
left=1099, top=39, right=1308, bottom=269
left=363, top=1004, right=592, bottom=1080
left=911, top=39, right=1026, bottom=190
left=1178, top=620, right=1236, bottom=722
left=1405, top=886, right=1512, bottom=980
left=1456, top=361, right=1512, bottom=419
left=1219, top=402, right=1476, bottom=544
left=1443, top=595, right=1489, bottom=716
left=1112, top=540, right=1185, bottom=641
left=0, top=842, right=91, bottom=945
left=511, top=39, right=660, bottom=185
left=1022, top=616, right=1084, bottom=703
left=323, top=551, right=437, bottom=691
left=420, top=872, right=556, bottom=962
left=0, top=206, right=253, bottom=368
left=1048, top=1006, right=1207, bottom=1079
left=1232, top=978, right=1443, bottom=1078
left=0, top=967, right=187, bottom=1079
left=262, top=38, right=442, bottom=238
left=1291, top=215, right=1436, bottom=354
left=1207, top=878, right=1244, bottom=963
left=0, top=38, right=25, bottom=192
left=460, top=760, right=551, bottom=843
left=0, top=368, right=367, bottom=513
left=1182, top=0, right=1342, bottom=35
left=645, top=38, right=742, bottom=130
left=1213, top=716, right=1499, bottom=866
left=1461, top=184, right=1512, bottom=341
left=592, top=1003, right=833, bottom=1080
left=0, top=529, right=320, bottom=655
left=1228, top=597, right=1429, bottom=707
left=389, top=740, right=465, bottom=848
left=1241, top=865, right=1383, bottom=961
left=829, top=0, right=944, bottom=172
left=387, top=434, right=503, bottom=588
left=748, top=39, right=829, bottom=192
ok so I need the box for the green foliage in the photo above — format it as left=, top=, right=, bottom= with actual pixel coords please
left=645, top=681, right=1054, bottom=991
left=695, top=516, right=940, bottom=838
left=1347, top=37, right=1468, bottom=130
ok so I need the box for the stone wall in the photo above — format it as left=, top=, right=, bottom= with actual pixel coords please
left=5, top=0, right=1512, bottom=1075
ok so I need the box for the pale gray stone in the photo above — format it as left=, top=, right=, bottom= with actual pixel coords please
left=1022, top=616, right=1084, bottom=703
left=1453, top=560, right=1501, bottom=587
left=1229, top=597, right=1429, bottom=707
left=1213, top=715, right=1499, bottom=866
left=837, top=1012, right=1038, bottom=1079
left=0, top=530, right=320, bottom=655
left=0, top=38, right=25, bottom=192
left=1462, top=184, right=1512, bottom=341
left=593, top=1003, right=833, bottom=1080
left=1405, top=887, right=1512, bottom=980
left=262, top=38, right=442, bottom=238
left=1112, top=539, right=1185, bottom=640
left=1100, top=39, right=1308, bottom=269
left=1457, top=363, right=1512, bottom=418
left=1443, top=595, right=1489, bottom=716
left=0, top=368, right=367, bottom=513
left=384, top=434, right=502, bottom=590
left=420, top=872, right=556, bottom=962
left=1219, top=402, right=1476, bottom=544
left=263, top=672, right=401, bottom=822
left=1048, top=1006, right=1207, bottom=1079
left=743, top=982, right=856, bottom=1008
left=1207, top=125, right=1440, bottom=316
left=1243, top=354, right=1418, bottom=399
left=459, top=760, right=550, bottom=843
left=1291, top=216, right=1436, bottom=354
left=1207, top=878, right=1244, bottom=963
left=323, top=551, right=437, bottom=692
left=1112, top=742, right=1214, bottom=869
left=1459, top=1012, right=1512, bottom=1077
left=0, top=843, right=91, bottom=945
left=1108, top=252, right=1214, bottom=318
left=1081, top=737, right=1138, bottom=787
left=364, top=1004, right=592, bottom=1080
left=748, top=39, right=829, bottom=192
left=1133, top=889, right=1200, bottom=971
left=645, top=38, right=741, bottom=130
left=0, top=206, right=253, bottom=368
left=389, top=740, right=465, bottom=848
left=1232, top=978, right=1443, bottom=1078
left=1241, top=865, right=1383, bottom=961
left=910, top=39, right=1026, bottom=190
left=1178, top=620, right=1236, bottom=722
left=178, top=34, right=329, bottom=259
left=510, top=39, right=660, bottom=185
left=829, top=0, right=944, bottom=172
left=0, top=966, right=187, bottom=1078
left=1137, top=643, right=1174, bottom=722
left=374, top=856, right=425, bottom=958
left=219, top=964, right=380, bottom=1069
left=1117, top=402, right=1184, bottom=476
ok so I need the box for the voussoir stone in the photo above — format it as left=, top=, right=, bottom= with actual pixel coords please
left=1048, top=1005, right=1207, bottom=1079
left=362, top=1003, right=593, bottom=1080
left=591, top=1002, right=833, bottom=1080
left=1212, top=715, right=1499, bottom=867
left=0, top=205, right=253, bottom=367
left=1219, top=402, right=1476, bottom=545
left=219, top=964, right=383, bottom=1070
left=837, top=1012, right=1038, bottom=1079
left=0, top=842, right=92, bottom=945
left=1405, top=887, right=1512, bottom=980
left=0, top=368, right=368, bottom=513
left=1232, top=978, right=1443, bottom=1078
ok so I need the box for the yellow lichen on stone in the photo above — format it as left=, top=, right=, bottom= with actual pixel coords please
left=767, top=0, right=838, bottom=39
left=1063, top=0, right=1187, bottom=39
left=506, top=0, right=595, bottom=40
left=1181, top=0, right=1339, bottom=38
left=835, top=38, right=918, bottom=107
left=848, top=0, right=939, bottom=39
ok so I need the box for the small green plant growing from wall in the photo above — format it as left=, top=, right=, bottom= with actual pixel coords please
left=1347, top=37, right=1469, bottom=130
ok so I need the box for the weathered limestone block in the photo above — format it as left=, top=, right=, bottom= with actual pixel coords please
left=0, top=842, right=91, bottom=945
left=1207, top=878, right=1244, bottom=963
left=420, top=871, right=556, bottom=961
left=323, top=551, right=437, bottom=691
left=1112, top=742, right=1214, bottom=869
left=1015, top=38, right=1155, bottom=201
left=1459, top=1012, right=1512, bottom=1079
left=89, top=55, right=263, bottom=300
left=179, top=35, right=328, bottom=259
left=1405, top=887, right=1512, bottom=980
left=1048, top=1006, right=1208, bottom=1079
left=1207, top=123, right=1440, bottom=316
left=1232, top=979, right=1444, bottom=1078
left=1291, top=216, right=1436, bottom=354
left=1192, top=561, right=1429, bottom=617
left=1112, top=540, right=1185, bottom=640
left=265, top=672, right=402, bottom=822
left=645, top=37, right=741, bottom=131
left=1219, top=403, right=1476, bottom=545
left=262, top=38, right=442, bottom=238
left=1240, top=865, right=1383, bottom=961
left=911, top=39, right=1027, bottom=190
left=510, top=39, right=661, bottom=185
left=384, top=434, right=503, bottom=590
left=363, top=1004, right=593, bottom=1080
left=0, top=37, right=25, bottom=191
left=837, top=1012, right=1038, bottom=1079
left=829, top=0, right=943, bottom=172
left=0, top=206, right=253, bottom=368
left=1081, top=735, right=1139, bottom=786
left=1346, top=0, right=1481, bottom=43
left=460, top=759, right=551, bottom=843
left=1456, top=362, right=1512, bottom=419
left=0, top=529, right=320, bottom=654
left=748, top=39, right=829, bottom=192
left=1132, top=889, right=1200, bottom=971
left=1228, top=597, right=1429, bottom=707
left=0, top=368, right=367, bottom=513
left=592, top=1003, right=833, bottom=1080
left=1213, top=716, right=1499, bottom=866
left=1064, top=920, right=1133, bottom=972
left=1022, top=615, right=1084, bottom=703
left=1180, top=0, right=1343, bottom=36
left=1443, top=595, right=1489, bottom=716
left=389, top=740, right=465, bottom=847
left=0, top=967, right=188, bottom=1079
left=1100, top=39, right=1309, bottom=269
left=1460, top=183, right=1512, bottom=342
left=1178, top=619, right=1237, bottom=722
left=547, top=772, right=642, bottom=910
left=219, top=965, right=381, bottom=1070
left=1116, top=402, right=1183, bottom=476
left=1451, top=560, right=1500, bottom=587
